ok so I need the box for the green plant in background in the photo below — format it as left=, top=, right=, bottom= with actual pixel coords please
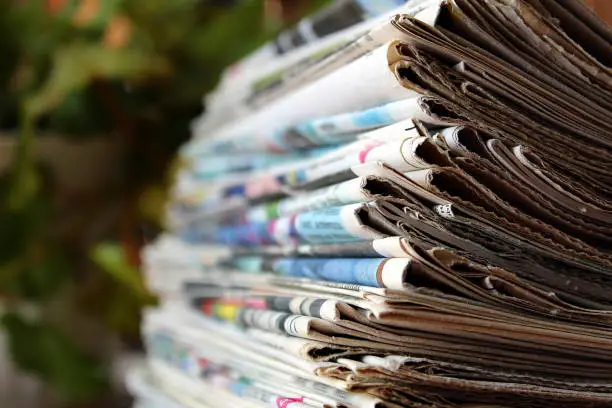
left=0, top=0, right=330, bottom=405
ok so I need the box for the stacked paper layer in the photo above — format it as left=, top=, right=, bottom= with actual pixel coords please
left=130, top=0, right=612, bottom=407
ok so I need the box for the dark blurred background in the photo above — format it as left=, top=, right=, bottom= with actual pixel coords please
left=0, top=0, right=610, bottom=407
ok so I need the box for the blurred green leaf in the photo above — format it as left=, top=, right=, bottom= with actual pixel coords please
left=18, top=255, right=72, bottom=301
left=91, top=242, right=155, bottom=303
left=106, top=284, right=144, bottom=337
left=8, top=109, right=39, bottom=211
left=0, top=177, right=49, bottom=274
left=25, top=42, right=171, bottom=119
left=139, top=184, right=168, bottom=225
left=2, top=313, right=109, bottom=402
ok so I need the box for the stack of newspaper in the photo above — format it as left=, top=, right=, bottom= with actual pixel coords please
left=128, top=0, right=612, bottom=407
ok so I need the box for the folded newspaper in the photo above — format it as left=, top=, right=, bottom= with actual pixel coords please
left=130, top=1, right=612, bottom=407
